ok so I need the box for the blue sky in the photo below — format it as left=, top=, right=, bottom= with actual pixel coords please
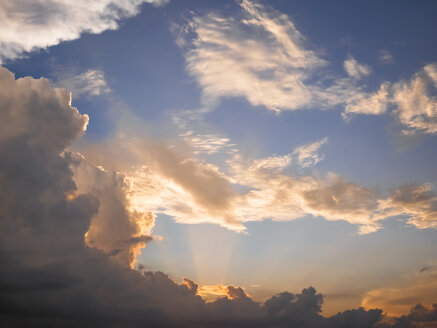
left=2, top=0, right=437, bottom=322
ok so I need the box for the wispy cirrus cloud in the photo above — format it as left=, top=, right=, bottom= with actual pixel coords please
left=54, top=69, right=111, bottom=98
left=293, top=137, right=328, bottom=168
left=0, top=0, right=169, bottom=62
left=180, top=130, right=237, bottom=155
left=182, top=0, right=325, bottom=112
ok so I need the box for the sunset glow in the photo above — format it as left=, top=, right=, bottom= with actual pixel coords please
left=1, top=1, right=437, bottom=327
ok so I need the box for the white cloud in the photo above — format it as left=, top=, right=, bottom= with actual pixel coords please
left=293, top=137, right=328, bottom=168
left=55, top=69, right=110, bottom=98
left=392, top=63, right=437, bottom=134
left=180, top=1, right=379, bottom=117
left=343, top=82, right=390, bottom=118
left=181, top=130, right=237, bottom=155
left=183, top=0, right=325, bottom=112
left=341, top=63, right=437, bottom=134
left=375, top=183, right=437, bottom=230
left=0, top=65, right=88, bottom=149
left=0, top=0, right=168, bottom=62
left=344, top=55, right=372, bottom=79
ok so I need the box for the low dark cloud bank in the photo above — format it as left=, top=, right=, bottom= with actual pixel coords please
left=0, top=65, right=435, bottom=328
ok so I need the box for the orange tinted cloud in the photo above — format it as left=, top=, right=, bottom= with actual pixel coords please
left=362, top=266, right=437, bottom=316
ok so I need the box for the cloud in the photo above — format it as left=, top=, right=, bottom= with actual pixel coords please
left=180, top=130, right=237, bottom=155
left=78, top=136, right=245, bottom=231
left=344, top=55, right=372, bottom=79
left=301, top=175, right=381, bottom=233
left=362, top=266, right=437, bottom=318
left=293, top=137, right=328, bottom=168
left=0, top=65, right=88, bottom=150
left=72, top=155, right=155, bottom=268
left=0, top=64, right=203, bottom=327
left=77, top=129, right=437, bottom=235
left=389, top=303, right=437, bottom=328
left=379, top=49, right=394, bottom=65
left=182, top=0, right=325, bottom=111
left=392, top=63, right=437, bottom=135
left=0, top=66, right=150, bottom=270
left=54, top=69, right=110, bottom=98
left=375, top=183, right=437, bottom=230
left=343, top=82, right=390, bottom=118
left=342, top=63, right=437, bottom=135
left=0, top=0, right=168, bottom=62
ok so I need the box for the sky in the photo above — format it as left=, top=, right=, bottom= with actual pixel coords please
left=1, top=0, right=437, bottom=327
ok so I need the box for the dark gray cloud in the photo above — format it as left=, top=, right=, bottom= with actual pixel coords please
left=376, top=304, right=437, bottom=328
left=0, top=65, right=434, bottom=328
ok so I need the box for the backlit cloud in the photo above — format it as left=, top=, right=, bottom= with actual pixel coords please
left=72, top=155, right=155, bottom=268
left=362, top=266, right=437, bottom=317
left=376, top=183, right=437, bottom=230
left=72, top=127, right=437, bottom=235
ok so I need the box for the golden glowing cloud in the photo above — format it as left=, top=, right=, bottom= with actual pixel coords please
left=362, top=267, right=437, bottom=316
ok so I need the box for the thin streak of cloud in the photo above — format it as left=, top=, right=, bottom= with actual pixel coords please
left=54, top=69, right=111, bottom=98
left=182, top=0, right=325, bottom=112
left=293, top=137, right=328, bottom=168
left=379, top=49, right=394, bottom=65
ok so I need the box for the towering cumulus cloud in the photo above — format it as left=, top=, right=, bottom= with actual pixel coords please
left=0, top=0, right=168, bottom=62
